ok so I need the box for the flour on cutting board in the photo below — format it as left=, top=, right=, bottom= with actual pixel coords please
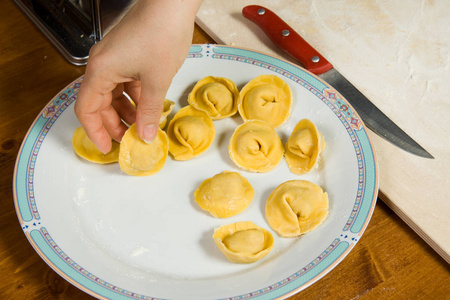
left=197, top=0, right=450, bottom=263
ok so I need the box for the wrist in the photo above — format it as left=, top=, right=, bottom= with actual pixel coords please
left=131, top=0, right=202, bottom=25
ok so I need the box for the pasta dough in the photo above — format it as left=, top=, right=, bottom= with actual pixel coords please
left=72, top=127, right=120, bottom=164
left=194, top=171, right=254, bottom=218
left=188, top=76, right=239, bottom=119
left=265, top=180, right=328, bottom=237
left=238, top=75, right=292, bottom=128
left=159, top=99, right=175, bottom=129
left=167, top=105, right=215, bottom=160
left=119, top=123, right=169, bottom=176
left=285, top=119, right=326, bottom=175
left=128, top=98, right=174, bottom=129
left=228, top=120, right=284, bottom=172
left=213, top=221, right=274, bottom=263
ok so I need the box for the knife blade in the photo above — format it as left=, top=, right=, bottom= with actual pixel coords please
left=242, top=5, right=433, bottom=159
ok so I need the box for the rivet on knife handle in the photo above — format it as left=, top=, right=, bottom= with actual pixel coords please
left=242, top=5, right=333, bottom=75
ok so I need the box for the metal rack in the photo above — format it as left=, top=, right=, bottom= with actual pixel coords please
left=13, top=0, right=135, bottom=65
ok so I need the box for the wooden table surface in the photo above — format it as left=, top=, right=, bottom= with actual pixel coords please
left=1, top=1, right=449, bottom=299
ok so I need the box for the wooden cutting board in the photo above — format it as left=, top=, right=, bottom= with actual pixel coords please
left=196, top=0, right=450, bottom=263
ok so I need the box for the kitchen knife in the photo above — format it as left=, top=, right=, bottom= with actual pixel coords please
left=242, top=5, right=433, bottom=159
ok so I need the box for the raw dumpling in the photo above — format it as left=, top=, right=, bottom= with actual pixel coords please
left=265, top=180, right=328, bottom=237
left=127, top=97, right=174, bottom=129
left=228, top=120, right=284, bottom=172
left=167, top=106, right=215, bottom=160
left=119, top=123, right=169, bottom=176
left=238, top=75, right=292, bottom=128
left=213, top=221, right=274, bottom=263
left=159, top=99, right=175, bottom=129
left=188, top=76, right=239, bottom=120
left=72, top=127, right=119, bottom=164
left=194, top=171, right=254, bottom=218
left=285, top=119, right=326, bottom=175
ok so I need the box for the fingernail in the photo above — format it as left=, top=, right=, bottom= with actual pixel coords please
left=142, top=124, right=158, bottom=143
left=99, top=147, right=109, bottom=155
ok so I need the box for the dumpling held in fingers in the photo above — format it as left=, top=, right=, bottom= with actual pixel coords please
left=285, top=119, right=326, bottom=175
left=265, top=180, right=329, bottom=237
left=72, top=126, right=120, bottom=164
left=228, top=120, right=284, bottom=173
left=119, top=123, right=169, bottom=176
left=238, top=75, right=292, bottom=128
left=126, top=97, right=174, bottom=129
left=167, top=106, right=215, bottom=160
left=188, top=76, right=239, bottom=120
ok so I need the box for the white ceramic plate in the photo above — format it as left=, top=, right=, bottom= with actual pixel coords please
left=13, top=45, right=378, bottom=300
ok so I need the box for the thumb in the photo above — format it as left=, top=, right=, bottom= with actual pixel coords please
left=135, top=88, right=165, bottom=144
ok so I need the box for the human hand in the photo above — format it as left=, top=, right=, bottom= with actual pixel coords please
left=74, top=0, right=202, bottom=154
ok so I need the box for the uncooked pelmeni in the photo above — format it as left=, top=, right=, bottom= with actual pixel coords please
left=119, top=123, right=169, bottom=176
left=72, top=126, right=120, bottom=164
left=265, top=180, right=328, bottom=237
left=238, top=75, right=292, bottom=128
left=159, top=99, right=175, bottom=129
left=194, top=171, right=254, bottom=218
left=285, top=119, right=326, bottom=175
left=188, top=76, right=239, bottom=120
left=228, top=119, right=284, bottom=172
left=167, top=106, right=215, bottom=160
left=213, top=221, right=274, bottom=263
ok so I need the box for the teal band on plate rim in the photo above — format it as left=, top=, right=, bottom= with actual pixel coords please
left=13, top=44, right=378, bottom=300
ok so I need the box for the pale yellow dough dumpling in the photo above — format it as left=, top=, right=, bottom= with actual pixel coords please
left=188, top=76, right=239, bottom=120
left=194, top=171, right=254, bottom=218
left=159, top=99, right=175, bottom=129
left=265, top=180, right=328, bottom=237
left=127, top=98, right=174, bottom=129
left=213, top=221, right=274, bottom=263
left=228, top=120, right=284, bottom=172
left=167, top=106, right=215, bottom=160
left=72, top=127, right=119, bottom=164
left=285, top=119, right=326, bottom=175
left=238, top=75, right=292, bottom=128
left=119, top=123, right=169, bottom=176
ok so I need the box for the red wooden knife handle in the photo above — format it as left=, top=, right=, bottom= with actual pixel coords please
left=242, top=5, right=333, bottom=75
